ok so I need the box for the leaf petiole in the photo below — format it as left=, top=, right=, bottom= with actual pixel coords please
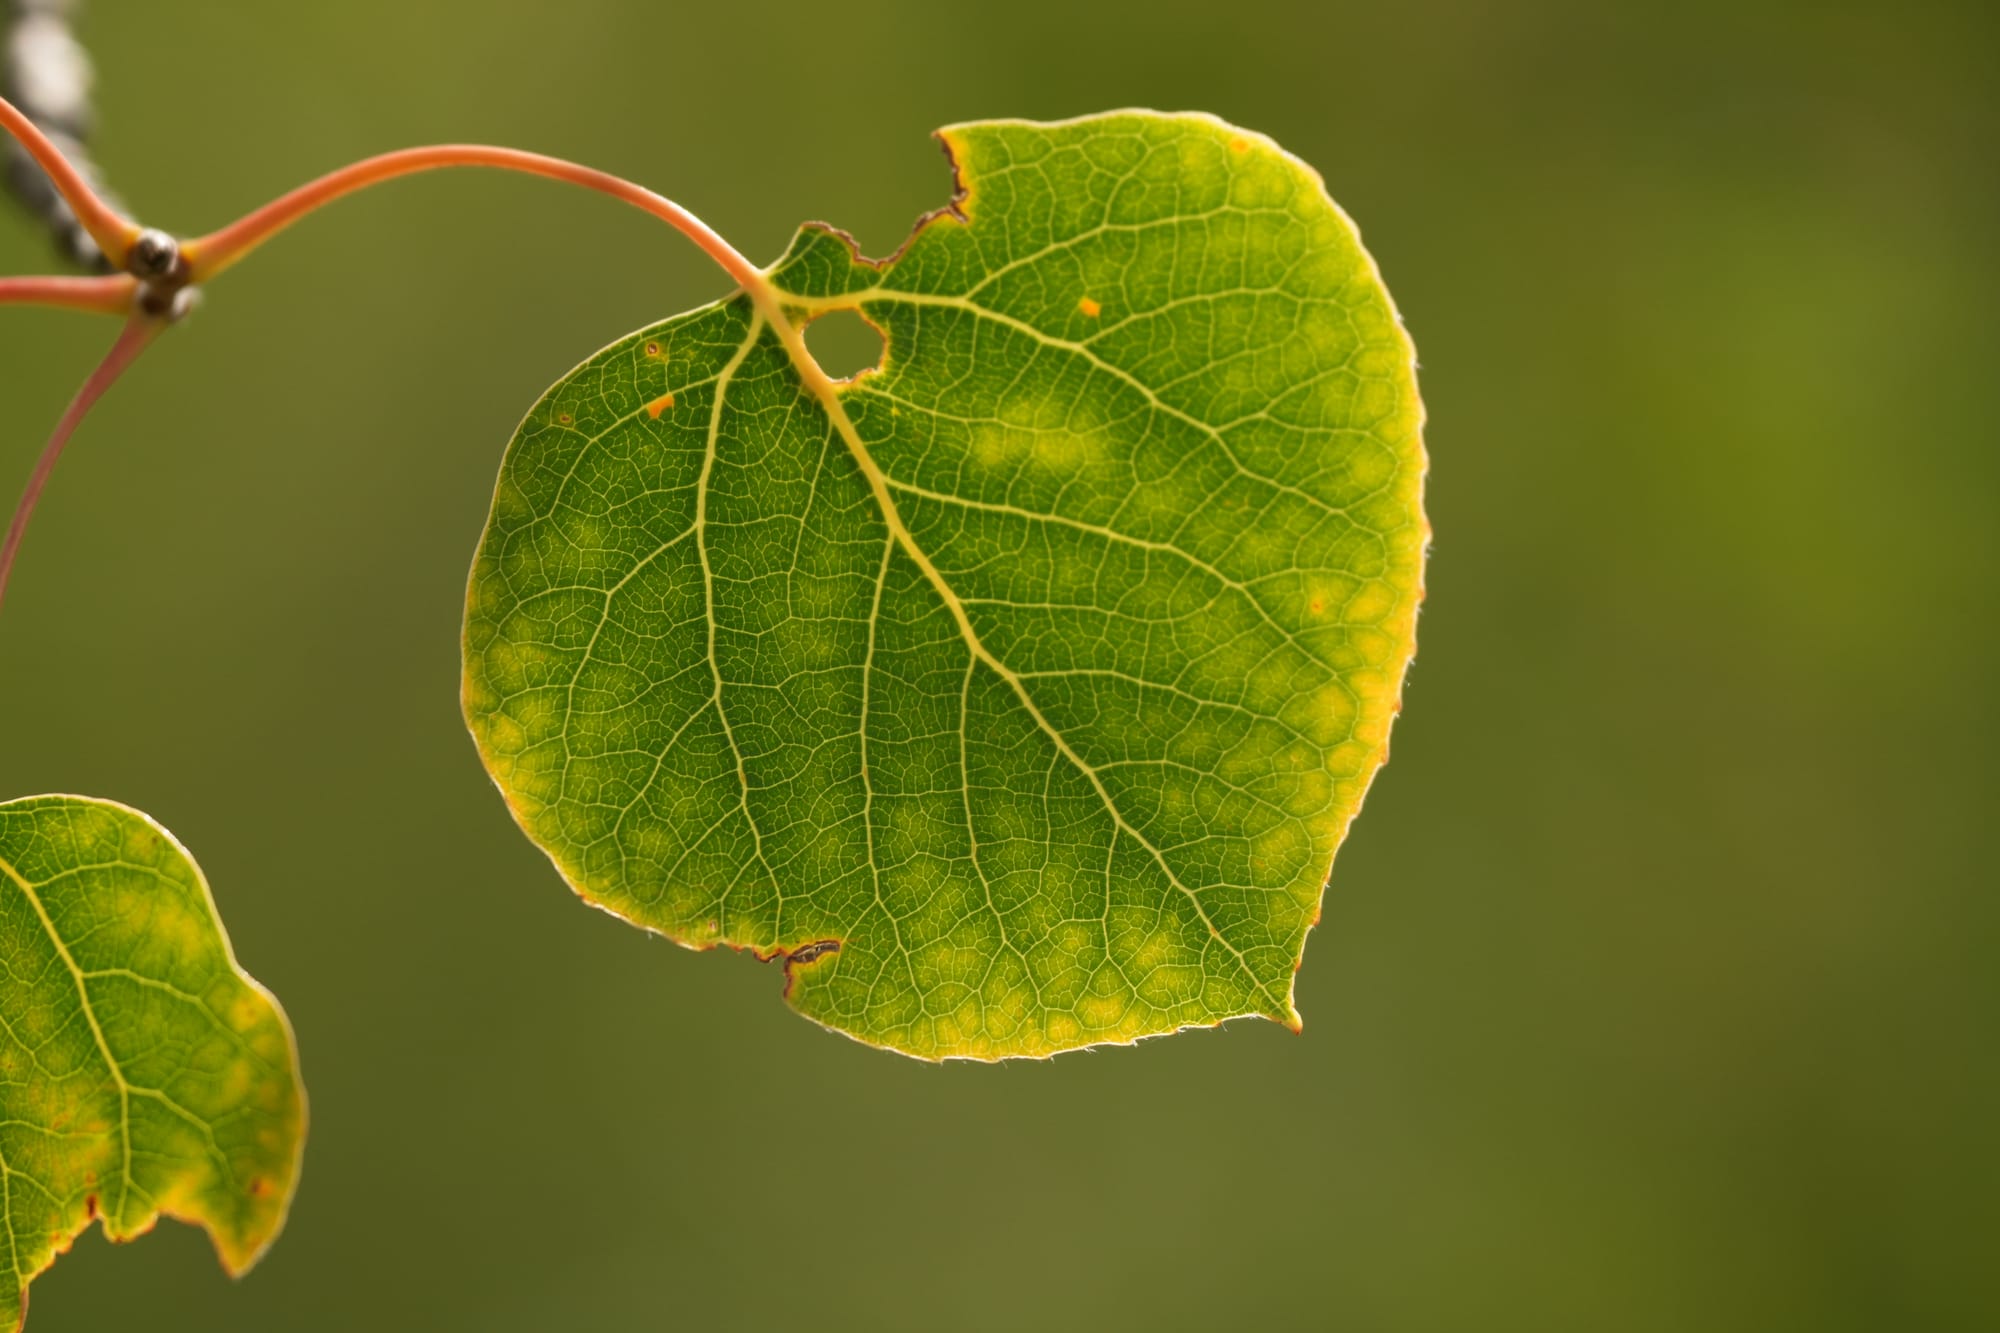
left=177, top=142, right=832, bottom=383
left=181, top=144, right=771, bottom=296
left=0, top=98, right=838, bottom=637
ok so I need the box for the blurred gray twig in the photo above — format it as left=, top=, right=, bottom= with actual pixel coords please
left=3, top=0, right=123, bottom=268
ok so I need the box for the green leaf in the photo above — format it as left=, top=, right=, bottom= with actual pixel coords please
left=0, top=796, right=303, bottom=1326
left=464, top=111, right=1427, bottom=1059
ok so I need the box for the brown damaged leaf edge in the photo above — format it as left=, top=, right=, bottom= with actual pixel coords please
left=790, top=124, right=976, bottom=286
left=559, top=875, right=845, bottom=1000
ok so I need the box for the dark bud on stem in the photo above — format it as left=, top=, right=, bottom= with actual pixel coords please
left=127, top=226, right=195, bottom=322
left=128, top=226, right=176, bottom=277
left=134, top=281, right=195, bottom=322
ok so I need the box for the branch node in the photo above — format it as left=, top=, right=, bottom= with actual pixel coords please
left=127, top=227, right=180, bottom=279
left=120, top=226, right=196, bottom=321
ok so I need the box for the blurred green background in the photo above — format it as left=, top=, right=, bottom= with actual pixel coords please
left=2, top=0, right=1994, bottom=1328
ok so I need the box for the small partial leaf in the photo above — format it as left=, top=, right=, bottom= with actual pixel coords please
left=465, top=111, right=1427, bottom=1059
left=0, top=796, right=303, bottom=1326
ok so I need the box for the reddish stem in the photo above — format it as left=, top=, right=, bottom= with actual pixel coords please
left=0, top=274, right=137, bottom=316
left=0, top=317, right=161, bottom=623
left=185, top=145, right=768, bottom=293
left=0, top=96, right=140, bottom=268
left=0, top=129, right=808, bottom=636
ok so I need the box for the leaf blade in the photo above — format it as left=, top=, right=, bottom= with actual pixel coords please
left=465, top=111, right=1426, bottom=1059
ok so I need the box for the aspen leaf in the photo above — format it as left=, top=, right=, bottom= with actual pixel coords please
left=0, top=796, right=303, bottom=1327
left=464, top=112, right=1427, bottom=1059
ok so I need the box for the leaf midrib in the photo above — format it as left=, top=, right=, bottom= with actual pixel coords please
left=739, top=289, right=1294, bottom=1020
left=0, top=846, right=136, bottom=1223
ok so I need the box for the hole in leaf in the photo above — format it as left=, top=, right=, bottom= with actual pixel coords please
left=804, top=308, right=884, bottom=381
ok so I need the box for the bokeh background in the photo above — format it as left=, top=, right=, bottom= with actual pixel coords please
left=2, top=0, right=1994, bottom=1328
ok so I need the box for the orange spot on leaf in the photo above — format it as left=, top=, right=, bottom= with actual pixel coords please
left=1078, top=297, right=1102, bottom=318
left=1230, top=137, right=1250, bottom=154
left=645, top=392, right=676, bottom=419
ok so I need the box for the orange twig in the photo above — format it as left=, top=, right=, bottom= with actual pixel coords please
left=0, top=96, right=140, bottom=268
left=0, top=316, right=161, bottom=622
left=184, top=145, right=767, bottom=293
left=0, top=274, right=137, bottom=316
